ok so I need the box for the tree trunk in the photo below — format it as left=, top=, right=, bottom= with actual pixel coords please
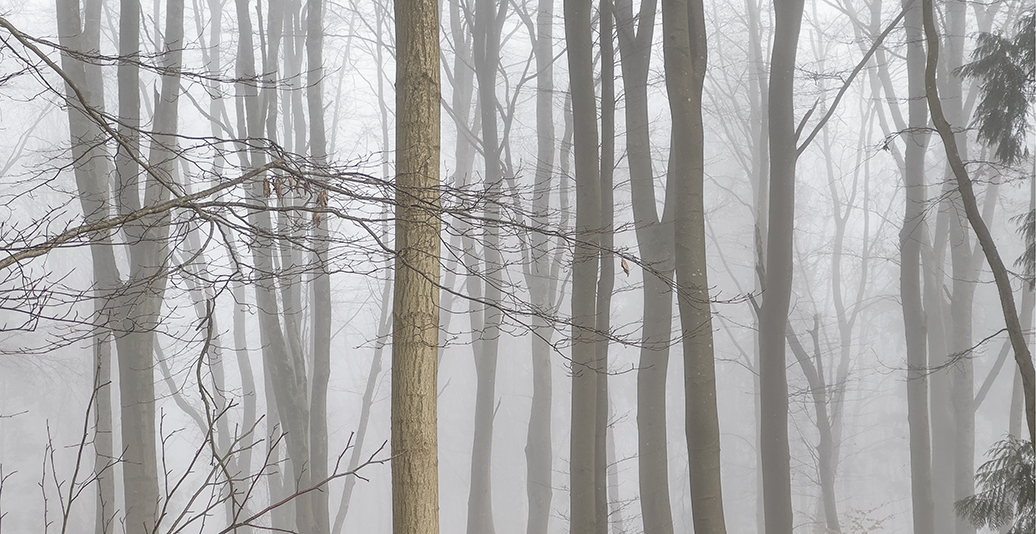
left=392, top=0, right=441, bottom=531
left=565, top=0, right=601, bottom=530
left=525, top=0, right=556, bottom=530
left=615, top=1, right=676, bottom=531
left=595, top=0, right=616, bottom=530
left=468, top=0, right=504, bottom=529
left=661, top=0, right=727, bottom=531
left=53, top=3, right=119, bottom=531
left=307, top=0, right=331, bottom=528
left=901, top=0, right=937, bottom=531
left=786, top=322, right=839, bottom=533
left=759, top=0, right=804, bottom=532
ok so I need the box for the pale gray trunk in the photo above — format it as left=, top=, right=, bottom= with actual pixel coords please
left=565, top=0, right=601, bottom=529
left=758, top=0, right=804, bottom=531
left=745, top=1, right=769, bottom=530
left=53, top=3, right=119, bottom=531
left=595, top=1, right=615, bottom=530
left=786, top=323, right=839, bottom=533
left=901, top=0, right=935, bottom=531
left=661, top=0, right=726, bottom=530
left=615, top=0, right=675, bottom=530
left=307, top=0, right=331, bottom=529
left=468, top=0, right=504, bottom=529
left=525, top=0, right=556, bottom=530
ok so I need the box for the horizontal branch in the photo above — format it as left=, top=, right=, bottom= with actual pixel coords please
left=0, top=160, right=283, bottom=271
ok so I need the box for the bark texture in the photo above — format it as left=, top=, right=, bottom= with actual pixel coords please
left=392, top=0, right=442, bottom=531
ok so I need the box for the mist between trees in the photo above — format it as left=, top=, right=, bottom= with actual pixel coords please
left=0, top=0, right=1031, bottom=532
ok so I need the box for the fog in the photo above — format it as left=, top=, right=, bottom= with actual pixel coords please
left=0, top=0, right=1031, bottom=532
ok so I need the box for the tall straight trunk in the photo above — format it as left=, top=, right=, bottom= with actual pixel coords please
left=468, top=0, right=504, bottom=530
left=114, top=0, right=188, bottom=526
left=938, top=5, right=979, bottom=532
left=615, top=0, right=675, bottom=531
left=53, top=4, right=119, bottom=531
left=661, top=0, right=726, bottom=531
left=565, top=0, right=601, bottom=530
left=901, top=0, right=936, bottom=532
left=526, top=0, right=556, bottom=530
left=921, top=0, right=1036, bottom=442
left=307, top=0, right=331, bottom=529
left=745, top=1, right=769, bottom=530
left=111, top=0, right=159, bottom=528
left=392, top=0, right=441, bottom=531
left=595, top=1, right=616, bottom=531
left=758, top=0, right=804, bottom=532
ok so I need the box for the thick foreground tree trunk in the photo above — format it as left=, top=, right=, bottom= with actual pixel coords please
left=392, top=0, right=441, bottom=531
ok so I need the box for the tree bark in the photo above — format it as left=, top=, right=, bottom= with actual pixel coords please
left=565, top=0, right=601, bottom=530
left=900, top=1, right=937, bottom=532
left=392, top=0, right=441, bottom=531
left=759, top=0, right=804, bottom=532
left=661, top=0, right=727, bottom=531
left=615, top=1, right=676, bottom=531
left=595, top=1, right=616, bottom=530
left=307, top=0, right=331, bottom=528
left=525, top=0, right=556, bottom=530
left=468, top=0, right=504, bottom=529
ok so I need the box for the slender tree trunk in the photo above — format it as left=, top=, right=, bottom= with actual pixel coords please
left=759, top=0, right=804, bottom=531
left=595, top=1, right=616, bottom=530
left=661, top=0, right=726, bottom=531
left=565, top=0, right=601, bottom=530
left=745, top=1, right=769, bottom=530
left=615, top=1, right=675, bottom=531
left=468, top=0, right=504, bottom=529
left=937, top=6, right=979, bottom=532
left=53, top=4, right=119, bottom=531
left=901, top=0, right=936, bottom=531
left=786, top=322, right=839, bottom=533
left=920, top=0, right=1036, bottom=442
left=230, top=279, right=257, bottom=532
left=526, top=0, right=556, bottom=530
left=307, top=0, right=331, bottom=528
left=392, top=0, right=441, bottom=531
